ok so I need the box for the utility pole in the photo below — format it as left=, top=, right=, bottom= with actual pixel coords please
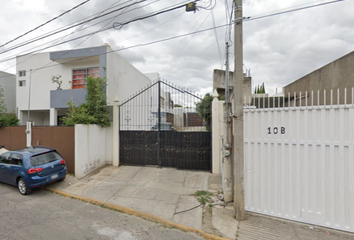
left=232, top=0, right=245, bottom=220
left=223, top=42, right=232, bottom=202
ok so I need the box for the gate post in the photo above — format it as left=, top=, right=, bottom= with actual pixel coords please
left=113, top=96, right=120, bottom=167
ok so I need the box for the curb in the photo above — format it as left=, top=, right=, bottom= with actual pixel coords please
left=45, top=187, right=231, bottom=240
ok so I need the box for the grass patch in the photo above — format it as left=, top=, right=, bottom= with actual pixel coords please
left=194, top=190, right=213, bottom=206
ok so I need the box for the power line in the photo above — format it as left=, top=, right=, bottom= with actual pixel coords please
left=244, top=0, right=347, bottom=22
left=0, top=0, right=91, bottom=49
left=0, top=0, right=348, bottom=77
left=113, top=0, right=199, bottom=30
left=210, top=0, right=223, bottom=69
left=27, top=0, right=350, bottom=71
left=0, top=0, right=195, bottom=63
left=6, top=0, right=135, bottom=51
left=0, top=0, right=160, bottom=64
left=31, top=23, right=230, bottom=73
left=0, top=0, right=149, bottom=55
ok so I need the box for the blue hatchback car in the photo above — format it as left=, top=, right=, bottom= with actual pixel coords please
left=0, top=146, right=67, bottom=195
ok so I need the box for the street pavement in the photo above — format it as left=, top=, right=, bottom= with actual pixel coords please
left=3, top=165, right=353, bottom=240
left=0, top=182, right=204, bottom=240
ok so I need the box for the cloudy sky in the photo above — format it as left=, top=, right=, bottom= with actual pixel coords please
left=0, top=0, right=353, bottom=97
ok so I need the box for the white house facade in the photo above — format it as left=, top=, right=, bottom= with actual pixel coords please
left=16, top=45, right=150, bottom=126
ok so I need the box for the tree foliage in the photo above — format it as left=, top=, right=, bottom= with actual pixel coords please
left=195, top=93, right=213, bottom=126
left=0, top=85, right=19, bottom=127
left=62, top=76, right=110, bottom=127
left=0, top=86, right=6, bottom=114
left=254, top=82, right=266, bottom=94
left=0, top=114, right=19, bottom=127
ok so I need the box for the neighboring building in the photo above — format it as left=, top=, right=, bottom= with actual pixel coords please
left=213, top=69, right=252, bottom=102
left=0, top=71, right=16, bottom=113
left=283, top=50, right=354, bottom=106
left=16, top=45, right=150, bottom=125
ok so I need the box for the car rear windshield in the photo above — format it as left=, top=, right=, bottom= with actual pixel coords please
left=30, top=151, right=62, bottom=167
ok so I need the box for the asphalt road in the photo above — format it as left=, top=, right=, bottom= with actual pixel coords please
left=0, top=184, right=204, bottom=240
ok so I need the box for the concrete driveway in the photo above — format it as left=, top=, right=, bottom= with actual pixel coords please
left=48, top=165, right=354, bottom=240
left=51, top=166, right=212, bottom=230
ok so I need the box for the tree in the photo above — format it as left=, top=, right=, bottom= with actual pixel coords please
left=0, top=85, right=7, bottom=114
left=254, top=82, right=266, bottom=94
left=62, top=76, right=110, bottom=127
left=0, top=85, right=19, bottom=127
left=195, top=93, right=213, bottom=127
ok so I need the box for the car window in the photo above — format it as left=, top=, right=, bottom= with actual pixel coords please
left=10, top=153, right=23, bottom=166
left=30, top=151, right=62, bottom=167
left=0, top=152, right=11, bottom=164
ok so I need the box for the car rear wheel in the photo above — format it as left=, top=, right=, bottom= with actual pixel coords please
left=18, top=178, right=31, bottom=195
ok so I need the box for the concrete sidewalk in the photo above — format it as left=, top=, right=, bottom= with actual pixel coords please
left=47, top=166, right=354, bottom=240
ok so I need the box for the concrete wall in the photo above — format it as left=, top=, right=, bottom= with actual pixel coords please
left=0, top=71, right=16, bottom=113
left=212, top=97, right=225, bottom=174
left=213, top=69, right=252, bottom=101
left=283, top=50, right=354, bottom=105
left=106, top=46, right=150, bottom=105
left=74, top=124, right=113, bottom=179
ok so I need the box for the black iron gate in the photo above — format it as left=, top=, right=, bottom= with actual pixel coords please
left=119, top=80, right=211, bottom=171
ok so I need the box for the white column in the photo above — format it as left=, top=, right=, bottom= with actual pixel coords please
left=26, top=121, right=32, bottom=147
left=113, top=96, right=120, bottom=167
left=212, top=90, right=221, bottom=174
left=50, top=108, right=58, bottom=126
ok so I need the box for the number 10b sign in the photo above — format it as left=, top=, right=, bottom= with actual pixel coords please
left=267, top=127, right=285, bottom=134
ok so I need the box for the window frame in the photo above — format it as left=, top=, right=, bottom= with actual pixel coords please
left=72, top=67, right=99, bottom=89
left=18, top=70, right=26, bottom=77
left=19, top=80, right=26, bottom=87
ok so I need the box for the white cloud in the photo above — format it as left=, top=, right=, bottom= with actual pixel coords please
left=1, top=0, right=354, bottom=96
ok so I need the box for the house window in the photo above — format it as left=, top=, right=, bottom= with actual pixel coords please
left=19, top=70, right=26, bottom=77
left=19, top=80, right=26, bottom=87
left=72, top=67, right=99, bottom=89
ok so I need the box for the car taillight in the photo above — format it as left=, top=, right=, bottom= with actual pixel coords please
left=60, top=159, right=66, bottom=165
left=27, top=167, right=43, bottom=174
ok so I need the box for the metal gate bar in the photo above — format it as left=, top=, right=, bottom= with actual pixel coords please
left=119, top=80, right=211, bottom=171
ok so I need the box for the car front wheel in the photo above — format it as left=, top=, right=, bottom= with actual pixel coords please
left=18, top=178, right=31, bottom=195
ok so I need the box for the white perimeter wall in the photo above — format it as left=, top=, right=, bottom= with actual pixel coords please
left=244, top=105, right=354, bottom=233
left=75, top=124, right=113, bottom=179
left=106, top=47, right=150, bottom=105
left=212, top=96, right=354, bottom=232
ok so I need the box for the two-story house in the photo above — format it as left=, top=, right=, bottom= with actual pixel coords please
left=16, top=45, right=151, bottom=125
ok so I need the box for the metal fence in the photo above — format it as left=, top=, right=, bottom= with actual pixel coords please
left=243, top=89, right=354, bottom=233
left=119, top=80, right=211, bottom=170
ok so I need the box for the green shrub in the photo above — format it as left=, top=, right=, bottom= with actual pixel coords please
left=0, top=114, right=19, bottom=127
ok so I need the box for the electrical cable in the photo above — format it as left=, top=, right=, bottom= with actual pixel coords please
left=0, top=0, right=197, bottom=64
left=2, top=0, right=160, bottom=64
left=0, top=0, right=348, bottom=77
left=0, top=0, right=149, bottom=55
left=243, top=0, right=347, bottom=23
left=113, top=0, right=200, bottom=30
left=174, top=203, right=203, bottom=215
left=210, top=0, right=223, bottom=69
left=5, top=0, right=137, bottom=51
left=12, top=0, right=127, bottom=74
left=172, top=3, right=213, bottom=62
left=0, top=0, right=191, bottom=61
left=0, top=0, right=91, bottom=49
